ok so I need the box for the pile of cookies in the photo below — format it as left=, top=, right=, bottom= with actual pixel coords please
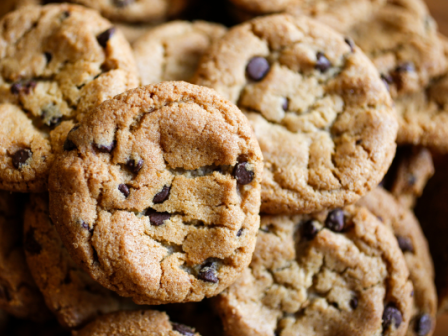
left=0, top=0, right=446, bottom=335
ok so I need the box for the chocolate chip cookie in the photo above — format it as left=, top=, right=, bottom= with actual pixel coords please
left=215, top=205, right=413, bottom=336
left=358, top=187, right=436, bottom=336
left=24, top=193, right=127, bottom=329
left=0, top=191, right=51, bottom=321
left=49, top=81, right=263, bottom=305
left=72, top=310, right=200, bottom=336
left=194, top=14, right=398, bottom=214
left=133, top=21, right=226, bottom=85
left=0, top=4, right=139, bottom=193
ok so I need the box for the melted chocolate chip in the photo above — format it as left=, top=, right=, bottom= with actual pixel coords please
left=382, top=304, right=402, bottom=331
left=24, top=229, right=42, bottom=255
left=146, top=209, right=171, bottom=226
left=44, top=52, right=52, bottom=64
left=396, top=62, right=415, bottom=73
left=0, top=285, right=11, bottom=301
left=415, top=313, right=432, bottom=336
left=233, top=162, right=254, bottom=185
left=344, top=37, right=355, bottom=52
left=153, top=186, right=171, bottom=204
left=12, top=149, right=32, bottom=169
left=282, top=98, right=289, bottom=111
left=246, top=57, right=270, bottom=81
left=126, top=158, right=144, bottom=174
left=81, top=221, right=93, bottom=233
left=325, top=209, right=345, bottom=232
left=118, top=184, right=130, bottom=198
left=237, top=228, right=244, bottom=237
left=172, top=323, right=195, bottom=336
left=302, top=220, right=319, bottom=241
left=94, top=141, right=116, bottom=153
left=64, top=126, right=79, bottom=151
left=198, top=262, right=219, bottom=283
left=315, top=52, right=331, bottom=72
left=97, top=27, right=116, bottom=48
left=396, top=236, right=414, bottom=253
left=350, top=296, right=358, bottom=310
left=114, top=0, right=134, bottom=7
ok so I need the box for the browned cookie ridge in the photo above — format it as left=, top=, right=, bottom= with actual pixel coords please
left=49, top=82, right=263, bottom=305
left=194, top=14, right=398, bottom=215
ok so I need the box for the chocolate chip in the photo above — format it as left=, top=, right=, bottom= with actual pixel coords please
left=153, top=186, right=171, bottom=204
left=64, top=126, right=79, bottom=151
left=282, top=98, right=289, bottom=111
left=356, top=139, right=362, bottom=145
left=24, top=229, right=42, bottom=255
left=415, top=313, right=432, bottom=336
left=146, top=209, right=171, bottom=226
left=126, top=158, right=144, bottom=174
left=237, top=228, right=244, bottom=237
left=172, top=323, right=195, bottom=336
left=246, top=57, right=270, bottom=81
left=23, top=81, right=36, bottom=95
left=350, top=296, right=358, bottom=309
left=94, top=141, right=116, bottom=153
left=407, top=174, right=417, bottom=186
left=63, top=272, right=72, bottom=285
left=12, top=149, right=32, bottom=169
left=81, top=221, right=93, bottom=232
left=302, top=220, right=319, bottom=241
left=315, top=52, right=331, bottom=72
left=381, top=73, right=394, bottom=91
left=382, top=304, right=402, bottom=331
left=10, top=83, right=21, bottom=95
left=10, top=81, right=36, bottom=95
left=396, top=62, right=415, bottom=73
left=233, top=162, right=254, bottom=185
left=198, top=262, right=219, bottom=283
left=114, top=0, right=134, bottom=7
left=61, top=10, right=70, bottom=20
left=0, top=285, right=11, bottom=301
left=325, top=209, right=345, bottom=232
left=44, top=52, right=52, bottom=64
left=97, top=27, right=116, bottom=48
left=344, top=37, right=355, bottom=52
left=118, top=184, right=130, bottom=198
left=396, top=236, right=414, bottom=253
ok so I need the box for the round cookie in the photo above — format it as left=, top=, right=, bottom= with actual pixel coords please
left=0, top=191, right=51, bottom=321
left=0, top=4, right=139, bottom=193
left=215, top=206, right=414, bottom=336
left=24, top=193, right=128, bottom=329
left=133, top=21, right=227, bottom=85
left=72, top=310, right=200, bottom=336
left=358, top=187, right=437, bottom=336
left=194, top=14, right=398, bottom=215
left=48, top=82, right=263, bottom=305
left=348, top=0, right=447, bottom=99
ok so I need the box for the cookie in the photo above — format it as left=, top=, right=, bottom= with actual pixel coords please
left=215, top=205, right=413, bottom=336
left=133, top=21, right=226, bottom=85
left=358, top=187, right=437, bottom=336
left=23, top=193, right=128, bottom=329
left=0, top=191, right=51, bottom=321
left=348, top=0, right=447, bottom=99
left=116, top=23, right=158, bottom=43
left=0, top=4, right=139, bottom=193
left=48, top=81, right=263, bottom=305
left=194, top=14, right=398, bottom=214
left=72, top=310, right=200, bottom=336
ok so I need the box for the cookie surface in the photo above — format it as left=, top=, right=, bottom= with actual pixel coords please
left=72, top=310, right=200, bottom=336
left=49, top=81, right=263, bottom=305
left=194, top=14, right=398, bottom=214
left=24, top=194, right=127, bottom=329
left=358, top=187, right=436, bottom=336
left=215, top=206, right=413, bottom=336
left=133, top=21, right=226, bottom=85
left=0, top=191, right=51, bottom=321
left=0, top=4, right=139, bottom=193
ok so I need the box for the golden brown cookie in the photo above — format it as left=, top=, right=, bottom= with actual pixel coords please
left=49, top=82, right=263, bottom=305
left=0, top=4, right=139, bottom=193
left=215, top=206, right=413, bottom=336
left=194, top=14, right=397, bottom=215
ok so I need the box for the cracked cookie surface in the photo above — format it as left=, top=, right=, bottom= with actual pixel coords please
left=194, top=14, right=398, bottom=214
left=358, top=187, right=436, bottom=336
left=49, top=81, right=263, bottom=305
left=215, top=205, right=413, bottom=336
left=24, top=193, right=126, bottom=329
left=0, top=4, right=139, bottom=193
left=133, top=21, right=227, bottom=85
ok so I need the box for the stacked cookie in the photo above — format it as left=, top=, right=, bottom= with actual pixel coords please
left=0, top=0, right=444, bottom=335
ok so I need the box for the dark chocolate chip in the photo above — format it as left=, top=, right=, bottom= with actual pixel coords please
left=63, top=273, right=72, bottom=285
left=198, top=262, right=219, bottom=283
left=10, top=81, right=36, bottom=95
left=237, top=228, right=244, bottom=237
left=12, top=149, right=32, bottom=169
left=64, top=126, right=79, bottom=151
left=382, top=304, right=402, bottom=331
left=61, top=10, right=70, bottom=20
left=282, top=98, right=289, bottom=111
left=315, top=52, right=331, bottom=72
left=81, top=220, right=93, bottom=233
left=407, top=174, right=417, bottom=186
left=325, top=209, right=345, bottom=232
left=24, top=229, right=42, bottom=255
left=344, top=37, right=355, bottom=52
left=97, top=27, right=116, bottom=48
left=172, top=323, right=195, bottom=336
left=126, top=158, right=144, bottom=174
left=246, top=57, right=270, bottom=81
left=0, top=285, right=11, bottom=301
left=146, top=209, right=171, bottom=226
left=302, top=220, right=319, bottom=241
left=233, top=162, right=254, bottom=185
left=113, top=0, right=134, bottom=7
left=23, top=81, right=36, bottom=95
left=94, top=141, right=116, bottom=153
left=396, top=62, right=415, bottom=73
left=118, top=184, right=130, bottom=198
left=396, top=235, right=414, bottom=253
left=10, top=83, right=22, bottom=95
left=356, top=139, right=362, bottom=145
left=381, top=73, right=394, bottom=84
left=44, top=52, right=52, bottom=64
left=415, top=313, right=432, bottom=336
left=153, top=186, right=171, bottom=204
left=350, top=296, right=358, bottom=309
